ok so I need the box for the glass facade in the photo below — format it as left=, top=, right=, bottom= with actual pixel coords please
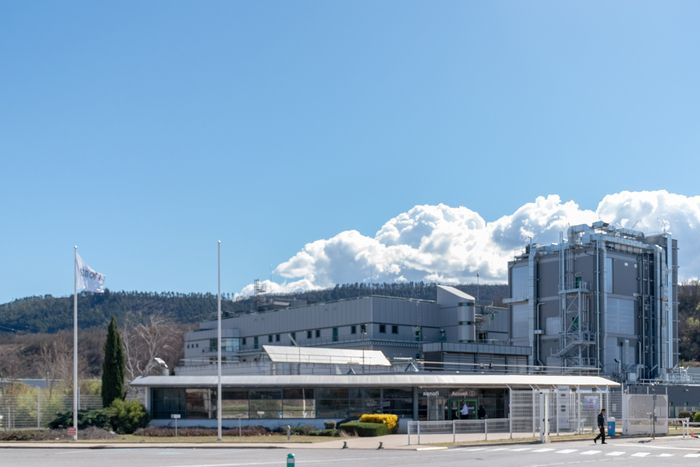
left=151, top=386, right=415, bottom=420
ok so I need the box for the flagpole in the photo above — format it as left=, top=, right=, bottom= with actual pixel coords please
left=72, top=245, right=78, bottom=441
left=217, top=240, right=222, bottom=441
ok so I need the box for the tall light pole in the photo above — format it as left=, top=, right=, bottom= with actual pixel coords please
left=217, top=240, right=222, bottom=441
left=72, top=246, right=78, bottom=441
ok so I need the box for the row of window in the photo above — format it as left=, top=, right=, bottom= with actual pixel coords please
left=188, top=324, right=423, bottom=352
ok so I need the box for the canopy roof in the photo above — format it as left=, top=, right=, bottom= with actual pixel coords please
left=132, top=373, right=619, bottom=389
left=263, top=345, right=391, bottom=366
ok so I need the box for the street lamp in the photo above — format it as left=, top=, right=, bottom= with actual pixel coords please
left=361, top=324, right=368, bottom=374
left=154, top=357, right=169, bottom=376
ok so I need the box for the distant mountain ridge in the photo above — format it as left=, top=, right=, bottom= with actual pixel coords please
left=0, top=282, right=509, bottom=334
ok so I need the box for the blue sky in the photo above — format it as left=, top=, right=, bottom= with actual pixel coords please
left=2, top=1, right=700, bottom=303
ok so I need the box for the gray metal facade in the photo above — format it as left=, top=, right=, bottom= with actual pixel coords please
left=507, top=222, right=678, bottom=381
left=184, top=286, right=516, bottom=366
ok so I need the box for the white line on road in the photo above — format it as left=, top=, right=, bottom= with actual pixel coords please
left=531, top=448, right=555, bottom=453
left=657, top=453, right=673, bottom=457
left=580, top=450, right=601, bottom=455
left=162, top=456, right=406, bottom=467
left=554, top=449, right=577, bottom=454
left=606, top=451, right=625, bottom=456
left=684, top=453, right=700, bottom=458
left=510, top=447, right=532, bottom=452
left=454, top=447, right=487, bottom=452
left=631, top=452, right=650, bottom=457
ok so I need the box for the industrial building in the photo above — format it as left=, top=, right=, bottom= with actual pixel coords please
left=507, top=222, right=678, bottom=381
left=182, top=285, right=530, bottom=373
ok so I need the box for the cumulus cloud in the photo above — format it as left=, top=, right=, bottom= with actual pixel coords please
left=239, top=191, right=700, bottom=296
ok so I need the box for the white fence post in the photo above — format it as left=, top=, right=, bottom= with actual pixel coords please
left=417, top=420, right=421, bottom=445
left=452, top=419, right=456, bottom=444
left=484, top=417, right=488, bottom=441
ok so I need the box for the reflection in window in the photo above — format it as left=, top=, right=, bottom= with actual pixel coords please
left=282, top=388, right=315, bottom=418
left=222, top=389, right=249, bottom=419
left=186, top=389, right=214, bottom=419
left=249, top=389, right=283, bottom=419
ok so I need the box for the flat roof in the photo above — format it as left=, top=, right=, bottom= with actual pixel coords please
left=263, top=345, right=391, bottom=366
left=131, top=373, right=619, bottom=389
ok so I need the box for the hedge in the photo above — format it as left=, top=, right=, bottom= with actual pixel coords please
left=339, top=421, right=390, bottom=437
left=359, top=413, right=398, bottom=431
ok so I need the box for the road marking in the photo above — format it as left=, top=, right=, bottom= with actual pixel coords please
left=684, top=453, right=700, bottom=458
left=657, top=453, right=673, bottom=457
left=532, top=448, right=555, bottom=453
left=631, top=452, right=650, bottom=457
left=580, top=450, right=601, bottom=455
left=555, top=449, right=577, bottom=454
left=490, top=447, right=510, bottom=451
left=456, top=447, right=487, bottom=452
left=510, top=447, right=532, bottom=452
left=606, top=451, right=625, bottom=456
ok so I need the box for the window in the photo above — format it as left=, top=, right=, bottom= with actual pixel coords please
left=306, top=330, right=312, bottom=339
left=332, top=327, right=338, bottom=342
left=351, top=325, right=357, bottom=334
left=391, top=325, right=398, bottom=334
left=414, top=326, right=422, bottom=341
left=360, top=323, right=367, bottom=334
left=253, top=336, right=259, bottom=349
left=379, top=324, right=386, bottom=334
left=290, top=332, right=296, bottom=343
left=221, top=338, right=239, bottom=352
left=209, top=338, right=217, bottom=352
left=315, top=329, right=320, bottom=338
left=275, top=334, right=280, bottom=342
left=242, top=337, right=247, bottom=346
left=268, top=335, right=273, bottom=343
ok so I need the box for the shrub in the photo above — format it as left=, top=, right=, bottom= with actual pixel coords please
left=693, top=412, right=700, bottom=423
left=106, top=399, right=149, bottom=434
left=339, top=421, right=390, bottom=437
left=311, top=429, right=340, bottom=437
left=323, top=420, right=337, bottom=430
left=359, top=413, right=398, bottom=432
left=48, top=409, right=111, bottom=430
left=48, top=399, right=149, bottom=434
left=133, top=426, right=270, bottom=437
left=678, top=411, right=692, bottom=419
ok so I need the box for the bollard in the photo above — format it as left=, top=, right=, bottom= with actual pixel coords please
left=377, top=441, right=383, bottom=450
left=342, top=441, right=348, bottom=449
left=286, top=453, right=295, bottom=467
left=287, top=425, right=291, bottom=441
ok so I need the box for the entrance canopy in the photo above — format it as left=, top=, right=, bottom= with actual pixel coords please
left=132, top=373, right=619, bottom=390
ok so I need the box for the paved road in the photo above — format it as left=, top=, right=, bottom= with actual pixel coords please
left=1, top=439, right=699, bottom=467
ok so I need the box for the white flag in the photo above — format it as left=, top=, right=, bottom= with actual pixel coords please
left=76, top=253, right=105, bottom=293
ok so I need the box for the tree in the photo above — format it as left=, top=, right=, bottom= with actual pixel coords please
left=101, top=316, right=125, bottom=407
left=122, top=311, right=185, bottom=381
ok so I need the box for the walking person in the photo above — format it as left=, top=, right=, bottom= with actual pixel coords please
left=594, top=408, right=607, bottom=444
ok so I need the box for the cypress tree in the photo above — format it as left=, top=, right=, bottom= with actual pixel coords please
left=101, top=316, right=125, bottom=407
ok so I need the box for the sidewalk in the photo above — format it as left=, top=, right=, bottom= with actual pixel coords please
left=1, top=433, right=687, bottom=451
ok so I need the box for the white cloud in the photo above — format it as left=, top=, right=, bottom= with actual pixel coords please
left=239, top=191, right=700, bottom=296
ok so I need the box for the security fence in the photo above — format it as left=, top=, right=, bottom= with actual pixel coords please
left=406, top=388, right=670, bottom=445
left=0, top=392, right=102, bottom=430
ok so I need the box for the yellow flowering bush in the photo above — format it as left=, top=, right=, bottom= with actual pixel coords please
left=359, top=413, right=398, bottom=431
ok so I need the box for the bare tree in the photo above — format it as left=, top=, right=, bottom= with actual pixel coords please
left=36, top=335, right=73, bottom=399
left=122, top=312, right=184, bottom=381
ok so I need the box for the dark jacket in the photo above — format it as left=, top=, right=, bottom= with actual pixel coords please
left=597, top=412, right=605, bottom=428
